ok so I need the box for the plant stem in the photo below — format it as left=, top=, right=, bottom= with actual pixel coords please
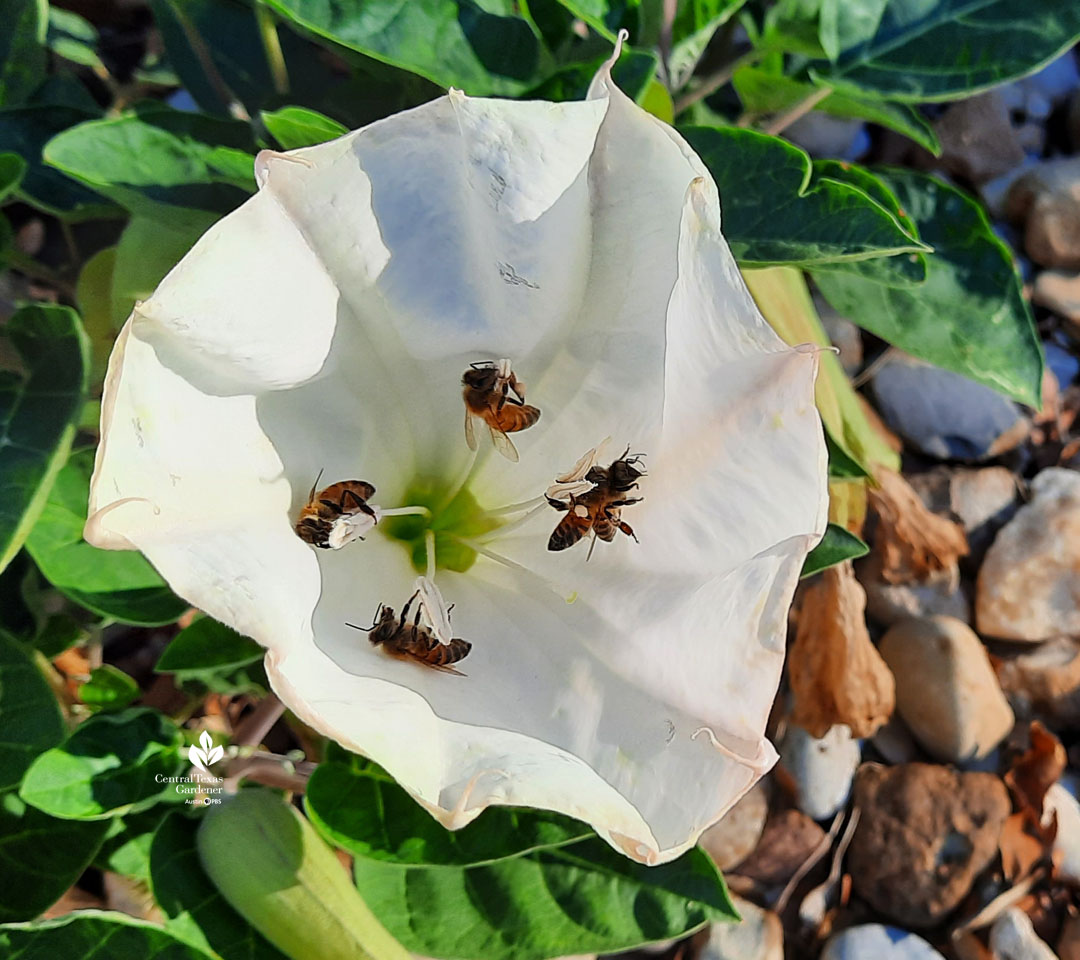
left=5, top=250, right=76, bottom=300
left=255, top=2, right=289, bottom=95
left=763, top=86, right=833, bottom=136
left=673, top=48, right=761, bottom=115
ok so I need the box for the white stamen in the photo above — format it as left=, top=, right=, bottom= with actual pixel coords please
left=481, top=502, right=549, bottom=541
left=452, top=535, right=577, bottom=603
left=425, top=529, right=437, bottom=581
left=485, top=495, right=547, bottom=517
left=380, top=505, right=432, bottom=519
left=414, top=567, right=454, bottom=644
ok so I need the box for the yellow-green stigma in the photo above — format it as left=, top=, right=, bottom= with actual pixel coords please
left=381, top=479, right=500, bottom=574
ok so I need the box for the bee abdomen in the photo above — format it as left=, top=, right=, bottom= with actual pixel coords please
left=434, top=639, right=472, bottom=665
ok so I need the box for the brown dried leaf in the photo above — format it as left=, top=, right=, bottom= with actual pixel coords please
left=952, top=929, right=996, bottom=960
left=1006, top=722, right=1067, bottom=818
left=789, top=561, right=896, bottom=738
left=869, top=469, right=969, bottom=584
left=1000, top=813, right=1047, bottom=881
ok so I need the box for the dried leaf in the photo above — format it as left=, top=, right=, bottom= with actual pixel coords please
left=1006, top=722, right=1067, bottom=818
left=732, top=809, right=827, bottom=886
left=869, top=469, right=969, bottom=583
left=790, top=561, right=896, bottom=738
left=952, top=929, right=996, bottom=960
left=1000, top=813, right=1047, bottom=881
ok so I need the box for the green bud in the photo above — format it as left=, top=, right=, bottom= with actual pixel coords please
left=197, top=788, right=409, bottom=960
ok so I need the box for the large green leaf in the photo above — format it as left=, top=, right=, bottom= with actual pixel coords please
left=0, top=911, right=215, bottom=958
left=94, top=807, right=171, bottom=881
left=813, top=170, right=1043, bottom=407
left=262, top=106, right=347, bottom=149
left=44, top=105, right=255, bottom=226
left=79, top=665, right=139, bottom=712
left=0, top=633, right=63, bottom=791
left=354, top=838, right=737, bottom=960
left=155, top=617, right=267, bottom=695
left=24, top=448, right=187, bottom=626
left=681, top=125, right=927, bottom=274
left=528, top=47, right=659, bottom=103
left=263, top=0, right=551, bottom=95
left=0, top=305, right=89, bottom=575
left=306, top=758, right=591, bottom=867
left=0, top=792, right=109, bottom=922
left=0, top=0, right=47, bottom=107
left=801, top=522, right=869, bottom=578
left=19, top=708, right=185, bottom=820
left=0, top=103, right=111, bottom=217
left=806, top=0, right=1080, bottom=102
left=151, top=812, right=290, bottom=960
left=730, top=65, right=939, bottom=153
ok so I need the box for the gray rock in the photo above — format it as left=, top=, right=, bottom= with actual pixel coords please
left=816, top=295, right=863, bottom=375
left=879, top=616, right=1014, bottom=762
left=997, top=637, right=1080, bottom=727
left=1007, top=158, right=1080, bottom=270
left=977, top=468, right=1080, bottom=642
left=862, top=560, right=970, bottom=627
left=1044, top=340, right=1079, bottom=387
left=785, top=113, right=868, bottom=160
left=779, top=723, right=860, bottom=821
left=936, top=92, right=1025, bottom=183
left=872, top=355, right=1028, bottom=461
left=821, top=925, right=945, bottom=960
left=1044, top=782, right=1080, bottom=885
left=702, top=896, right=783, bottom=960
left=990, top=907, right=1059, bottom=960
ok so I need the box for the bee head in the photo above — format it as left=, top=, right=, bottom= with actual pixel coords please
left=608, top=456, right=645, bottom=490
left=462, top=363, right=499, bottom=390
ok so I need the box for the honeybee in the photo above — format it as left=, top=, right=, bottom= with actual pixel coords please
left=546, top=448, right=645, bottom=556
left=462, top=359, right=541, bottom=462
left=347, top=590, right=471, bottom=675
left=295, top=471, right=377, bottom=549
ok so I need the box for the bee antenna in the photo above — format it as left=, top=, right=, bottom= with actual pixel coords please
left=308, top=468, right=324, bottom=501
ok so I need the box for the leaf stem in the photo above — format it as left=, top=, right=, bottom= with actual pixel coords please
left=5, top=250, right=76, bottom=299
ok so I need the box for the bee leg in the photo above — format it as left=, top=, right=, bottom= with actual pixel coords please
left=496, top=380, right=509, bottom=412
left=545, top=496, right=571, bottom=512
left=617, top=521, right=639, bottom=543
left=606, top=497, right=643, bottom=510
left=400, top=591, right=419, bottom=631
left=340, top=488, right=378, bottom=519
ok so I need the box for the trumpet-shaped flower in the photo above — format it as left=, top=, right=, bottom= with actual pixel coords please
left=86, top=43, right=827, bottom=865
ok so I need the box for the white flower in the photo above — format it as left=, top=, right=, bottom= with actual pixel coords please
left=86, top=40, right=827, bottom=865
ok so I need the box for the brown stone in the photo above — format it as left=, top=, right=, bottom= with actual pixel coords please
left=1007, top=158, right=1080, bottom=269
left=699, top=781, right=769, bottom=871
left=848, top=763, right=1010, bottom=928
left=733, top=809, right=827, bottom=887
left=996, top=637, right=1080, bottom=727
left=936, top=92, right=1025, bottom=184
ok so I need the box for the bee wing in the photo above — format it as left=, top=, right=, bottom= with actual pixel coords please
left=488, top=423, right=520, bottom=462
left=464, top=409, right=478, bottom=451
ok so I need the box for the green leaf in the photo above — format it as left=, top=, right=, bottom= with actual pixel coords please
left=669, top=0, right=749, bottom=89
left=801, top=522, right=869, bottom=577
left=744, top=266, right=900, bottom=474
left=0, top=791, right=110, bottom=922
left=0, top=0, right=47, bottom=107
left=262, top=106, right=347, bottom=149
left=354, top=838, right=737, bottom=960
left=79, top=665, right=139, bottom=711
left=155, top=617, right=266, bottom=694
left=0, top=103, right=113, bottom=217
left=0, top=305, right=89, bottom=575
left=681, top=125, right=927, bottom=273
left=0, top=911, right=215, bottom=958
left=19, top=707, right=185, bottom=820
left=813, top=169, right=1043, bottom=407
left=0, top=151, right=26, bottom=201
left=805, top=0, right=1080, bottom=102
left=44, top=105, right=255, bottom=226
left=47, top=7, right=105, bottom=71
left=0, top=633, right=63, bottom=790
left=306, top=759, right=591, bottom=867
left=95, top=807, right=170, bottom=881
left=25, top=448, right=187, bottom=626
left=730, top=65, right=939, bottom=153
left=151, top=811, right=290, bottom=960
left=263, top=0, right=550, bottom=95
left=527, top=48, right=659, bottom=102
